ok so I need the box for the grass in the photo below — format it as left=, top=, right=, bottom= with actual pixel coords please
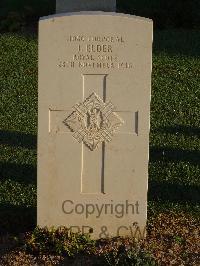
left=0, top=33, right=37, bottom=233
left=0, top=30, right=200, bottom=264
left=149, top=30, right=200, bottom=217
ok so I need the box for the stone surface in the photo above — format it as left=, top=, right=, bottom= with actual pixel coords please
left=38, top=12, right=153, bottom=239
left=56, top=0, right=116, bottom=13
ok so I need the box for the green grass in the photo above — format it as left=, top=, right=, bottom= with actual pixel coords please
left=149, top=30, right=200, bottom=216
left=0, top=34, right=37, bottom=233
left=0, top=30, right=200, bottom=234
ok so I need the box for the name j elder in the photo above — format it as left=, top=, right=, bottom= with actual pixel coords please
left=62, top=200, right=140, bottom=218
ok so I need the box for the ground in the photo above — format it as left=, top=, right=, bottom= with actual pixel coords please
left=0, top=30, right=199, bottom=265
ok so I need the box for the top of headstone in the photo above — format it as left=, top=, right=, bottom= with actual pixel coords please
left=56, top=0, right=116, bottom=13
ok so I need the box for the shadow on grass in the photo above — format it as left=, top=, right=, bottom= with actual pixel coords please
left=150, top=147, right=200, bottom=166
left=157, top=125, right=200, bottom=138
left=0, top=204, right=36, bottom=235
left=148, top=180, right=200, bottom=204
left=153, top=30, right=200, bottom=57
left=149, top=125, right=200, bottom=204
left=0, top=130, right=37, bottom=150
left=0, top=130, right=36, bottom=184
left=0, top=162, right=36, bottom=185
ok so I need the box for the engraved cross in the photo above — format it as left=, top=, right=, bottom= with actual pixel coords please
left=50, top=74, right=138, bottom=194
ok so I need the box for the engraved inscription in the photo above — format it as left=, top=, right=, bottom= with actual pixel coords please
left=58, top=34, right=133, bottom=70
left=63, top=93, right=124, bottom=151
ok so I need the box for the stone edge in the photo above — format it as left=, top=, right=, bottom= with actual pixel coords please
left=39, top=11, right=153, bottom=23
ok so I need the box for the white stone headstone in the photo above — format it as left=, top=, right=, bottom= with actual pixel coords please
left=38, top=12, right=153, bottom=239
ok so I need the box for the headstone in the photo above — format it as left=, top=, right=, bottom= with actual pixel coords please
left=56, top=0, right=116, bottom=13
left=38, top=8, right=153, bottom=239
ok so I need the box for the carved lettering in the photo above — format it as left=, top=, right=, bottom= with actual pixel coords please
left=59, top=34, right=133, bottom=71
left=86, top=44, right=113, bottom=53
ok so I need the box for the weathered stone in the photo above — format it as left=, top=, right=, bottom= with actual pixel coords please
left=38, top=12, right=153, bottom=239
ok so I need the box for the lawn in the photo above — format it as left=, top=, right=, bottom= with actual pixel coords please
left=0, top=30, right=199, bottom=264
